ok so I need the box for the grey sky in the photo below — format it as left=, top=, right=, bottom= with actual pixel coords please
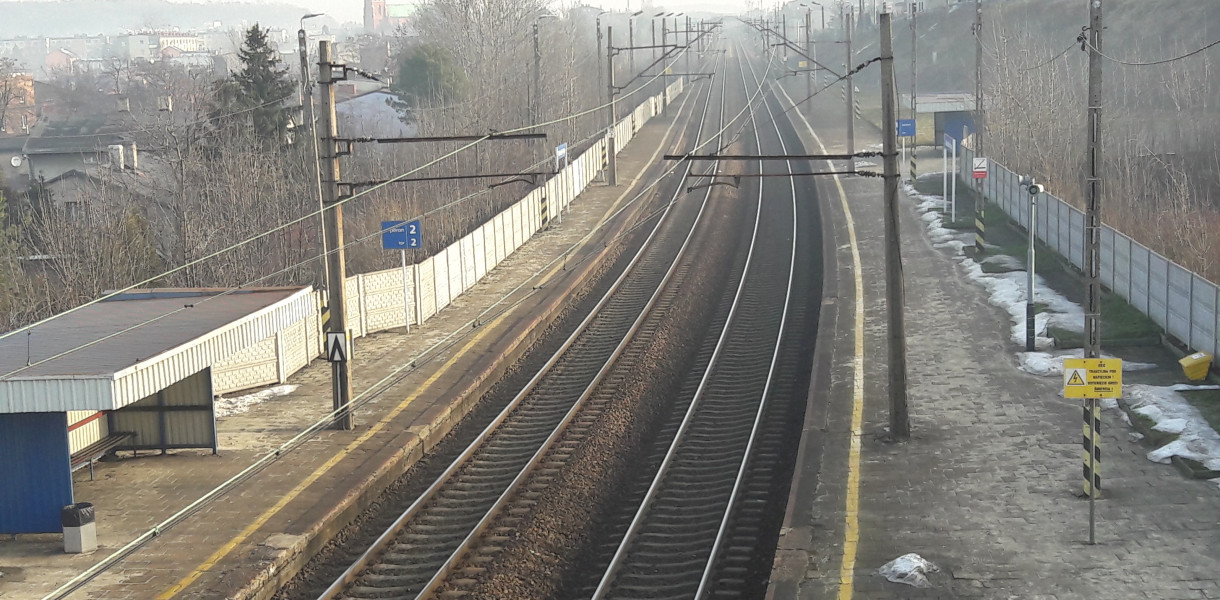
left=253, top=0, right=752, bottom=25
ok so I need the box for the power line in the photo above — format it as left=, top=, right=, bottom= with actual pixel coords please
left=0, top=46, right=696, bottom=346
left=1082, top=37, right=1220, bottom=66
left=1019, top=41, right=1076, bottom=72
left=27, top=93, right=297, bottom=140
left=35, top=51, right=771, bottom=600
left=1, top=44, right=726, bottom=381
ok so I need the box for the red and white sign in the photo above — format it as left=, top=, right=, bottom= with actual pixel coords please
left=972, top=157, right=988, bottom=179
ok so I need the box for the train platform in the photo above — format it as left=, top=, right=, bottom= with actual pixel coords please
left=770, top=85, right=1220, bottom=598
left=0, top=91, right=701, bottom=600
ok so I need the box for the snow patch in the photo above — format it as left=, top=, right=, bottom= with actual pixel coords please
left=215, top=385, right=299, bottom=418
left=1126, top=384, right=1220, bottom=476
left=879, top=553, right=939, bottom=588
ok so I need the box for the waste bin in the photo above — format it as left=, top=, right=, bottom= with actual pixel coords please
left=1179, top=351, right=1214, bottom=382
left=61, top=502, right=96, bottom=553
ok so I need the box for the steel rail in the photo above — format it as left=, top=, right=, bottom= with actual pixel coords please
left=317, top=51, right=720, bottom=600
left=412, top=49, right=729, bottom=600
left=589, top=41, right=795, bottom=600
left=693, top=42, right=800, bottom=600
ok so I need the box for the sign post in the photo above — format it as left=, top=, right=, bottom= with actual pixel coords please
left=972, top=156, right=988, bottom=179
left=942, top=133, right=950, bottom=213
left=951, top=134, right=958, bottom=222
left=555, top=143, right=569, bottom=172
left=382, top=220, right=422, bottom=334
left=1064, top=357, right=1122, bottom=545
left=898, top=119, right=915, bottom=181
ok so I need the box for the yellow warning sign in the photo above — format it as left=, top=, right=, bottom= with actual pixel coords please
left=1063, top=358, right=1123, bottom=399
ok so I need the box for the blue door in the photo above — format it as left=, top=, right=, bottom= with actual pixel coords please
left=0, top=412, right=73, bottom=534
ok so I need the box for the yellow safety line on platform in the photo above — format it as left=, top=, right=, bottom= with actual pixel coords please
left=158, top=91, right=697, bottom=600
left=776, top=85, right=865, bottom=600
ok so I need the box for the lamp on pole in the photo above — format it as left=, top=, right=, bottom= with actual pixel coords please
left=1020, top=176, right=1044, bottom=352
left=298, top=12, right=327, bottom=290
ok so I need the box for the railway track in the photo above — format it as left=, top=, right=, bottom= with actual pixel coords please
left=301, top=29, right=821, bottom=600
left=315, top=37, right=738, bottom=600
left=579, top=42, right=820, bottom=600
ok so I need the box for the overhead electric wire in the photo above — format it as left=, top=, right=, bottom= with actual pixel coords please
left=0, top=41, right=703, bottom=347
left=28, top=92, right=298, bottom=140
left=39, top=38, right=771, bottom=600
left=1019, top=41, right=1077, bottom=72
left=1082, top=37, right=1220, bottom=66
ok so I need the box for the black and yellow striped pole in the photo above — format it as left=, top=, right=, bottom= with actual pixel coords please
left=1065, top=357, right=1120, bottom=545
left=1082, top=399, right=1101, bottom=497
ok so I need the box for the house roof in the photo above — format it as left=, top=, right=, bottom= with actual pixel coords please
left=23, top=116, right=127, bottom=155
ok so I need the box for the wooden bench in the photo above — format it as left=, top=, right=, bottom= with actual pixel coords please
left=70, top=432, right=134, bottom=481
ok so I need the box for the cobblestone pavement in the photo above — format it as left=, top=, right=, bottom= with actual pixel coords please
left=771, top=84, right=1220, bottom=599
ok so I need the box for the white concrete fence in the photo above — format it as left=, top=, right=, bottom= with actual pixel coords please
left=212, top=80, right=687, bottom=395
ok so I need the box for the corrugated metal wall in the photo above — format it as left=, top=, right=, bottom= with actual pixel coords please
left=111, top=369, right=215, bottom=451
left=67, top=410, right=109, bottom=455
left=0, top=412, right=74, bottom=534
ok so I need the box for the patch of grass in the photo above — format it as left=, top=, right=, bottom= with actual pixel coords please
left=1130, top=409, right=1176, bottom=444
left=1047, top=292, right=1162, bottom=347
left=1179, top=387, right=1220, bottom=436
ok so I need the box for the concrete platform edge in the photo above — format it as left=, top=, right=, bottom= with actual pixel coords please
left=765, top=109, right=848, bottom=600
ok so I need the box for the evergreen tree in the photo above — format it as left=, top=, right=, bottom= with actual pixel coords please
left=390, top=44, right=469, bottom=121
left=216, top=25, right=295, bottom=143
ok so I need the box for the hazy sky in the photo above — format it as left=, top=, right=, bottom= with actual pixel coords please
left=267, top=0, right=752, bottom=25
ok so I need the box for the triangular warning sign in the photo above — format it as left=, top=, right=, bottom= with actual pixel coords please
left=326, top=332, right=348, bottom=363
left=1066, top=370, right=1086, bottom=386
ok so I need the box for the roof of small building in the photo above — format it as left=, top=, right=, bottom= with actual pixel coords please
left=0, top=286, right=315, bottom=413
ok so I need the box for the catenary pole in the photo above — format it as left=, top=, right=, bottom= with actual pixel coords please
left=298, top=23, right=329, bottom=291
left=805, top=9, right=813, bottom=120
left=1083, top=0, right=1104, bottom=545
left=880, top=11, right=910, bottom=440
left=974, top=0, right=985, bottom=253
left=606, top=26, right=617, bottom=186
left=846, top=11, right=855, bottom=157
left=317, top=40, right=353, bottom=430
left=910, top=1, right=917, bottom=180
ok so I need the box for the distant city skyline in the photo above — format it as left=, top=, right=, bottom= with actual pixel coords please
left=175, top=0, right=755, bottom=24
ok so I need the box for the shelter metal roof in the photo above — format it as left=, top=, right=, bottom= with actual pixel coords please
left=0, top=287, right=314, bottom=413
left=902, top=92, right=983, bottom=114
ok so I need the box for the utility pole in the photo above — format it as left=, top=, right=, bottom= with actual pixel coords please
left=1083, top=0, right=1104, bottom=545
left=685, top=15, right=692, bottom=84
left=973, top=0, right=985, bottom=253
left=805, top=9, right=813, bottom=119
left=651, top=18, right=657, bottom=67
left=629, top=16, right=636, bottom=76
left=879, top=10, right=910, bottom=440
left=606, top=26, right=617, bottom=187
left=317, top=40, right=353, bottom=431
left=298, top=15, right=328, bottom=292
left=782, top=13, right=788, bottom=61
left=597, top=17, right=604, bottom=105
left=846, top=11, right=855, bottom=157
left=910, top=1, right=917, bottom=180
left=532, top=22, right=542, bottom=125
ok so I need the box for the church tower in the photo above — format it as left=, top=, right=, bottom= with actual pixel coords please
left=364, top=0, right=387, bottom=34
